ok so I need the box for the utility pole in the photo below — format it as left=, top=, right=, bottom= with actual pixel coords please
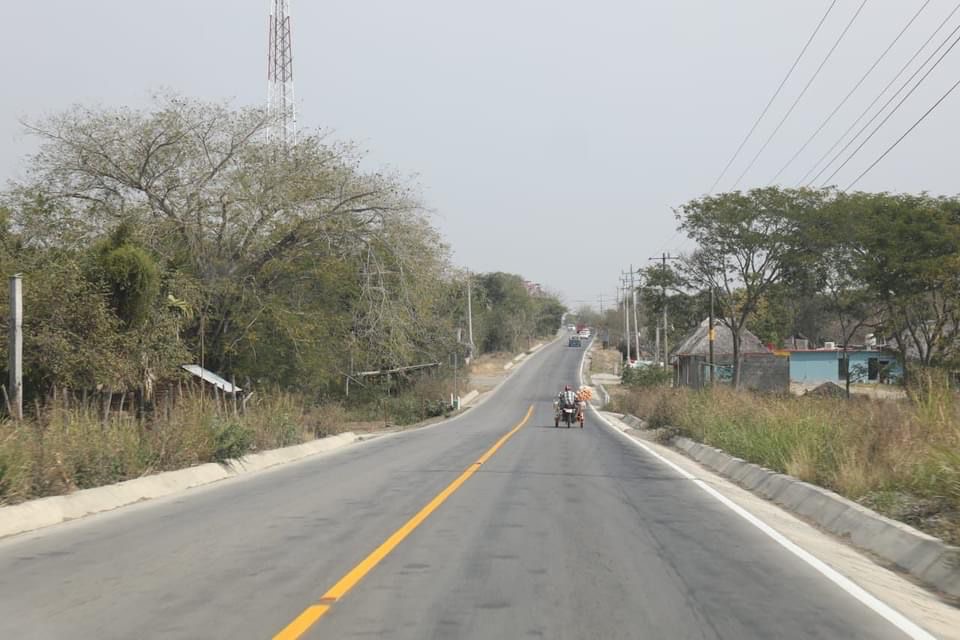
left=621, top=273, right=632, bottom=362
left=8, top=275, right=22, bottom=420
left=620, top=282, right=629, bottom=361
left=466, top=275, right=474, bottom=360
left=649, top=253, right=681, bottom=367
left=452, top=328, right=460, bottom=410
left=630, top=265, right=641, bottom=363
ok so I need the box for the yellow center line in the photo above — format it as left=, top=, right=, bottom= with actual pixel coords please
left=273, top=404, right=535, bottom=640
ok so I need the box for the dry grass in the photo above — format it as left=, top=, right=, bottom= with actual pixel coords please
left=0, top=390, right=330, bottom=505
left=611, top=371, right=960, bottom=545
left=0, top=372, right=460, bottom=505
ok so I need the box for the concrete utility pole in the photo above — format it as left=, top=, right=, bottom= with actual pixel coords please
left=630, top=265, right=640, bottom=363
left=466, top=275, right=474, bottom=359
left=620, top=284, right=629, bottom=361
left=649, top=253, right=681, bottom=367
left=621, top=274, right=632, bottom=361
left=452, top=327, right=461, bottom=410
left=8, top=275, right=22, bottom=420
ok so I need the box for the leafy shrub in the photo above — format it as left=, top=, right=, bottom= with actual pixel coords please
left=424, top=399, right=453, bottom=418
left=212, top=418, right=254, bottom=462
left=622, top=365, right=672, bottom=388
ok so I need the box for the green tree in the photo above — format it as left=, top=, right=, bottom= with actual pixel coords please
left=835, top=192, right=960, bottom=372
left=679, top=187, right=821, bottom=386
left=92, top=222, right=160, bottom=328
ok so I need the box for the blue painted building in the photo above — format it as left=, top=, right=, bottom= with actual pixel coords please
left=788, top=349, right=903, bottom=385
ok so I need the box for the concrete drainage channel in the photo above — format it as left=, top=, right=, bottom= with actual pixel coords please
left=665, top=431, right=960, bottom=599
left=582, top=346, right=960, bottom=600
left=0, top=340, right=552, bottom=540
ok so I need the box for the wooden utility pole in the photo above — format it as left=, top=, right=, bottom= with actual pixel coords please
left=8, top=274, right=22, bottom=420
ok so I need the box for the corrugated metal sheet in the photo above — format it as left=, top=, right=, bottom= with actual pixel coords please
left=181, top=365, right=241, bottom=393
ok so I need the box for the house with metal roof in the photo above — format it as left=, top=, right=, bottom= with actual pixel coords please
left=788, top=347, right=903, bottom=386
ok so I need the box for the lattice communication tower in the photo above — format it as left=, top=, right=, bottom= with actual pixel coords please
left=268, top=0, right=296, bottom=143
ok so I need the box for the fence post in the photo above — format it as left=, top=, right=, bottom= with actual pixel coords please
left=8, top=274, right=22, bottom=420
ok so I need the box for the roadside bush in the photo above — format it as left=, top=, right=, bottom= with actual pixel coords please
left=0, top=388, right=331, bottom=505
left=621, top=365, right=672, bottom=388
left=211, top=418, right=254, bottom=462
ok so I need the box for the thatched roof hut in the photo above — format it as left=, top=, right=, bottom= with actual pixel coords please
left=671, top=318, right=767, bottom=360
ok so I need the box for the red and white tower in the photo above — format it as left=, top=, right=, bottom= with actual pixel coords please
left=268, top=0, right=296, bottom=143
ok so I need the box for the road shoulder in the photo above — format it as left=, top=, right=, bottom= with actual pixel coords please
left=598, top=411, right=960, bottom=640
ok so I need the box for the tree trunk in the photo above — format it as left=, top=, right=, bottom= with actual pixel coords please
left=732, top=327, right=742, bottom=389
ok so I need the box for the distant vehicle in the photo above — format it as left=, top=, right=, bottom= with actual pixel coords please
left=578, top=329, right=591, bottom=339
left=568, top=337, right=582, bottom=347
left=567, top=324, right=577, bottom=331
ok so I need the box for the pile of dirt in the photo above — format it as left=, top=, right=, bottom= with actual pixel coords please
left=805, top=381, right=846, bottom=398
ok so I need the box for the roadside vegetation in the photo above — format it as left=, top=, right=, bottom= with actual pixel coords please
left=611, top=377, right=960, bottom=546
left=596, top=188, right=960, bottom=387
left=0, top=95, right=564, bottom=504
left=585, top=185, right=960, bottom=544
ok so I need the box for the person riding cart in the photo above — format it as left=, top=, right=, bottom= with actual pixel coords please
left=554, top=385, right=584, bottom=428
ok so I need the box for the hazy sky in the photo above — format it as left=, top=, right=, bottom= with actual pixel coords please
left=2, top=1, right=958, bottom=307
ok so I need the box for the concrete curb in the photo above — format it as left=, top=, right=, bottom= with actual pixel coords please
left=606, top=412, right=960, bottom=599
left=460, top=389, right=480, bottom=407
left=0, top=431, right=359, bottom=540
left=0, top=337, right=560, bottom=541
left=581, top=340, right=611, bottom=408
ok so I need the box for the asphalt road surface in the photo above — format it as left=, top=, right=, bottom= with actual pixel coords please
left=0, top=339, right=922, bottom=639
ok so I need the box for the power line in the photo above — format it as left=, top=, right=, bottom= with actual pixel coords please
left=820, top=25, right=960, bottom=187
left=731, top=0, right=868, bottom=191
left=799, top=1, right=960, bottom=186
left=845, top=74, right=960, bottom=191
left=707, top=0, right=839, bottom=194
left=768, top=1, right=930, bottom=186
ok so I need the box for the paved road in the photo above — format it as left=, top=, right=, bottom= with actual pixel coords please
left=0, top=340, right=918, bottom=639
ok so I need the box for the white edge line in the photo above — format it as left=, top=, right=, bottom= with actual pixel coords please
left=577, top=341, right=935, bottom=640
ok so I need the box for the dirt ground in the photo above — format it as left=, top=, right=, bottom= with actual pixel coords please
left=790, top=381, right=908, bottom=400
left=590, top=346, right=623, bottom=377
left=467, top=351, right=516, bottom=392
